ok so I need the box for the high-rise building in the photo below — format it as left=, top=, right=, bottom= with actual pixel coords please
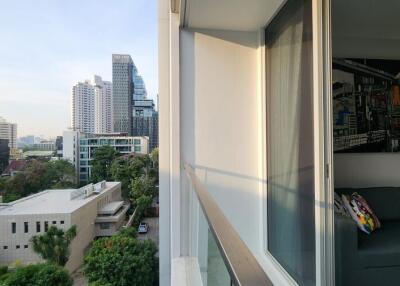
left=0, top=117, right=17, bottom=157
left=0, top=139, right=9, bottom=173
left=93, top=75, right=113, bottom=134
left=132, top=62, right=147, bottom=100
left=132, top=99, right=158, bottom=151
left=71, top=80, right=95, bottom=133
left=112, top=54, right=133, bottom=135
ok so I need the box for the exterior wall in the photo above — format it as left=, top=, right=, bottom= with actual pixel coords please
left=62, top=130, right=79, bottom=175
left=180, top=29, right=261, bottom=254
left=334, top=153, right=400, bottom=188
left=68, top=183, right=122, bottom=272
left=0, top=213, right=70, bottom=266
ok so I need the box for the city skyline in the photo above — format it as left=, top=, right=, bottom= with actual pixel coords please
left=0, top=0, right=157, bottom=137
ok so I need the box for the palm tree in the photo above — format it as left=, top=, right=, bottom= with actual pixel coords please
left=31, top=225, right=77, bottom=266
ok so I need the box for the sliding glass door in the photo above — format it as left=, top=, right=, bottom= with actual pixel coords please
left=265, top=0, right=333, bottom=285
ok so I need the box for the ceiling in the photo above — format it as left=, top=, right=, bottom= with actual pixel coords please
left=182, top=0, right=286, bottom=31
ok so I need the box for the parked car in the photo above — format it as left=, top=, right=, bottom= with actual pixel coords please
left=138, top=222, right=149, bottom=234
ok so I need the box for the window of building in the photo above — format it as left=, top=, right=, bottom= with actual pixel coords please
left=99, top=223, right=110, bottom=229
left=36, top=222, right=41, bottom=233
left=265, top=0, right=315, bottom=284
left=16, top=245, right=20, bottom=249
left=24, top=245, right=28, bottom=249
left=52, top=221, right=56, bottom=224
left=134, top=146, right=141, bottom=152
left=45, top=221, right=49, bottom=232
left=24, top=222, right=28, bottom=233
left=60, top=220, right=64, bottom=224
left=11, top=222, right=16, bottom=234
left=3, top=246, right=8, bottom=250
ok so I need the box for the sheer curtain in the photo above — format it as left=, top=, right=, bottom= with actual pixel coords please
left=266, top=0, right=315, bottom=285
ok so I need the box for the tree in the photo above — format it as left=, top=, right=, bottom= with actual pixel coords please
left=84, top=235, right=157, bottom=286
left=31, top=225, right=77, bottom=266
left=0, top=159, right=76, bottom=202
left=149, top=148, right=159, bottom=184
left=91, top=146, right=120, bottom=183
left=130, top=176, right=156, bottom=204
left=111, top=154, right=154, bottom=199
left=1, top=263, right=72, bottom=286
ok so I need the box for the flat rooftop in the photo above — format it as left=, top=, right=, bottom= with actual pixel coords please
left=0, top=182, right=120, bottom=216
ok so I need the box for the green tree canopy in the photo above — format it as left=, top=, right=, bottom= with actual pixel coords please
left=91, top=146, right=120, bottom=183
left=84, top=235, right=157, bottom=286
left=31, top=225, right=77, bottom=266
left=0, top=159, right=76, bottom=201
left=0, top=263, right=72, bottom=286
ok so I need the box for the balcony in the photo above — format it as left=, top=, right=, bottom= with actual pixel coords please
left=171, top=164, right=272, bottom=286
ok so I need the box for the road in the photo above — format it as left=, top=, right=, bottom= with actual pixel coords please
left=137, top=217, right=159, bottom=253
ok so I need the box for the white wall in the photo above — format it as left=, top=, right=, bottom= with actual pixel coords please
left=180, top=29, right=262, bottom=253
left=334, top=153, right=400, bottom=188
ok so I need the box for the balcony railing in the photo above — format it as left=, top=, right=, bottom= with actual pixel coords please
left=184, top=163, right=273, bottom=286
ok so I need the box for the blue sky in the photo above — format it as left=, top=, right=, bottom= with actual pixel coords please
left=0, top=0, right=157, bottom=137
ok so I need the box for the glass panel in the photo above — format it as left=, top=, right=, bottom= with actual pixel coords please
left=206, top=229, right=231, bottom=286
left=265, top=0, right=315, bottom=285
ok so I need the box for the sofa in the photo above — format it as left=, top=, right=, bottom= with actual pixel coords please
left=335, top=187, right=400, bottom=286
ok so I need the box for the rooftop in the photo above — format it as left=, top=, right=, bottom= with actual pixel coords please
left=0, top=182, right=120, bottom=216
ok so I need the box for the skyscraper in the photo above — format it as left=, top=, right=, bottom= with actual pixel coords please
left=93, top=75, right=113, bottom=134
left=112, top=54, right=133, bottom=135
left=132, top=62, right=147, bottom=100
left=71, top=80, right=95, bottom=133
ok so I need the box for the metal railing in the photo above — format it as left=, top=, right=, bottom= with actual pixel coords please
left=184, top=163, right=273, bottom=286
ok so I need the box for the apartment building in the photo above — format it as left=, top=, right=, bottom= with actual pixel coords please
left=93, top=75, right=113, bottom=134
left=71, top=80, right=95, bottom=133
left=0, top=181, right=127, bottom=272
left=63, top=130, right=149, bottom=183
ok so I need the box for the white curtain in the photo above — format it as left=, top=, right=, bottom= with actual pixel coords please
left=267, top=1, right=315, bottom=285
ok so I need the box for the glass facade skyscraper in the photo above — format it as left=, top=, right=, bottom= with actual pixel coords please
left=112, top=54, right=133, bottom=135
left=132, top=62, right=147, bottom=100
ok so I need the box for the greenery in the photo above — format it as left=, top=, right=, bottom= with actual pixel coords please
left=90, top=146, right=120, bottom=183
left=84, top=233, right=157, bottom=286
left=31, top=225, right=77, bottom=266
left=0, top=159, right=76, bottom=202
left=0, top=263, right=72, bottom=286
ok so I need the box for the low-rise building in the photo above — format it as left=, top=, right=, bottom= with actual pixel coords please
left=0, top=181, right=127, bottom=272
left=63, top=130, right=149, bottom=183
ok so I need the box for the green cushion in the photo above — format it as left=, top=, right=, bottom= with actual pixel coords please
left=358, top=221, right=400, bottom=268
left=336, top=188, right=400, bottom=221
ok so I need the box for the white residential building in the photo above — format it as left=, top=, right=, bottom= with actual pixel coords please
left=0, top=117, right=17, bottom=150
left=71, top=80, right=95, bottom=133
left=63, top=130, right=149, bottom=183
left=93, top=75, right=113, bottom=134
left=0, top=181, right=128, bottom=272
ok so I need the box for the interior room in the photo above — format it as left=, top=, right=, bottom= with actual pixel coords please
left=332, top=0, right=400, bottom=285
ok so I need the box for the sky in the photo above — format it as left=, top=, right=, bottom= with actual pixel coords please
left=0, top=0, right=157, bottom=138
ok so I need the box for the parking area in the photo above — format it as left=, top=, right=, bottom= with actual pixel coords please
left=137, top=217, right=159, bottom=247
